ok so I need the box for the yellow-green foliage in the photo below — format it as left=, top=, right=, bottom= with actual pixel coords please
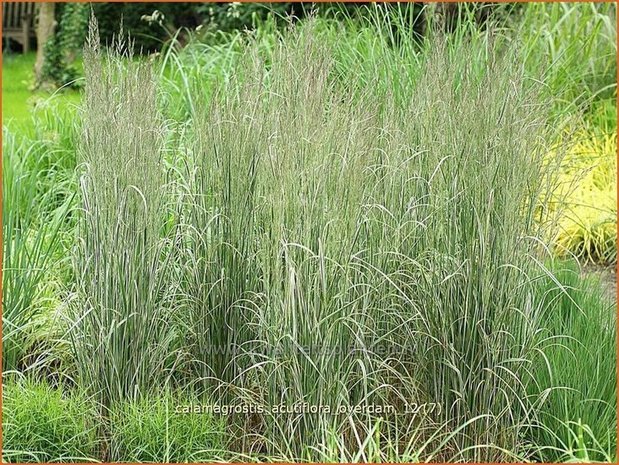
left=549, top=131, right=616, bottom=264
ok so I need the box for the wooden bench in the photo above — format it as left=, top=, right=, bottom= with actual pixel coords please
left=3, top=2, right=37, bottom=53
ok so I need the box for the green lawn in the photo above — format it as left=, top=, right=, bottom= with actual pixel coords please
left=2, top=52, right=81, bottom=132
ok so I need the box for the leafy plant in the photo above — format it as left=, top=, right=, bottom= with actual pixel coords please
left=57, top=3, right=89, bottom=65
left=40, top=3, right=87, bottom=89
left=2, top=129, right=72, bottom=373
left=547, top=131, right=617, bottom=264
left=526, top=259, right=616, bottom=462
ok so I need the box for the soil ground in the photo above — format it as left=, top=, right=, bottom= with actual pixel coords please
left=583, top=264, right=617, bottom=303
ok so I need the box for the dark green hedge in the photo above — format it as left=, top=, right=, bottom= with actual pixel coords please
left=91, top=3, right=203, bottom=52
left=89, top=3, right=425, bottom=53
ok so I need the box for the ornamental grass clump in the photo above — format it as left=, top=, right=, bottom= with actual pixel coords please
left=527, top=259, right=616, bottom=462
left=372, top=36, right=557, bottom=462
left=2, top=378, right=99, bottom=463
left=72, top=20, right=175, bottom=410
left=179, top=18, right=563, bottom=461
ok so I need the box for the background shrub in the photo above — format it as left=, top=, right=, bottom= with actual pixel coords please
left=40, top=3, right=88, bottom=88
left=550, top=131, right=617, bottom=264
left=92, top=2, right=204, bottom=51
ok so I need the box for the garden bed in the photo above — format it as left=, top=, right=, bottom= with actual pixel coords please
left=2, top=3, right=617, bottom=463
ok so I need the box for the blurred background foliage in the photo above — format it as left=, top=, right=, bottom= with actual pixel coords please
left=5, top=2, right=525, bottom=91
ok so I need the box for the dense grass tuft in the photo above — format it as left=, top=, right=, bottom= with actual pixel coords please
left=176, top=18, right=567, bottom=461
left=2, top=129, right=73, bottom=373
left=2, top=378, right=99, bottom=463
left=109, top=391, right=227, bottom=462
left=527, top=259, right=616, bottom=462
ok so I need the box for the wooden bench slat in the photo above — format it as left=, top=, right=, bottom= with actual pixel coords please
left=2, top=2, right=37, bottom=52
left=7, top=2, right=14, bottom=28
left=13, top=2, right=19, bottom=28
left=3, top=2, right=37, bottom=28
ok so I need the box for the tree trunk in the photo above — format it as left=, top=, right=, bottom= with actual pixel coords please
left=34, top=3, right=56, bottom=86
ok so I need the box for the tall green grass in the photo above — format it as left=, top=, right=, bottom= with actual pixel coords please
left=71, top=21, right=176, bottom=410
left=2, top=129, right=72, bottom=373
left=527, top=259, right=616, bottom=462
left=175, top=17, right=568, bottom=460
left=517, top=2, right=616, bottom=118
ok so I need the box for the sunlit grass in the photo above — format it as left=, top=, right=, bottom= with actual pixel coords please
left=1, top=52, right=81, bottom=132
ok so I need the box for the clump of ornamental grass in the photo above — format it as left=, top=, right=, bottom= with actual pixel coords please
left=526, top=258, right=616, bottom=462
left=376, top=34, right=558, bottom=462
left=182, top=23, right=415, bottom=458
left=109, top=390, right=227, bottom=462
left=2, top=378, right=99, bottom=463
left=71, top=19, right=176, bottom=410
left=179, top=17, right=563, bottom=461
